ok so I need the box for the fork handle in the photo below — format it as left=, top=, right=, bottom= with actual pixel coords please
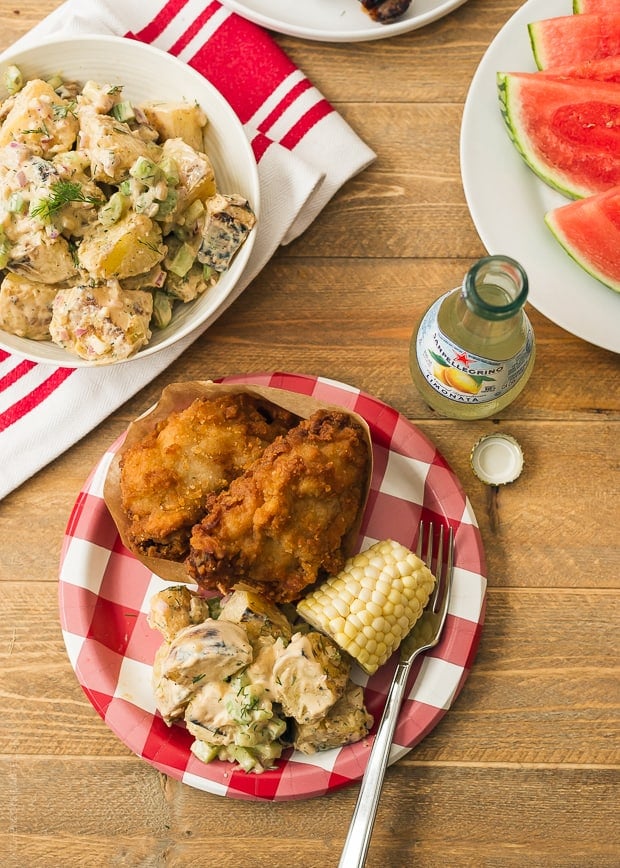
left=338, top=658, right=413, bottom=868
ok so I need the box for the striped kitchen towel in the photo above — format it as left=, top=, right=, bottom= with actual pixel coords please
left=0, top=0, right=375, bottom=500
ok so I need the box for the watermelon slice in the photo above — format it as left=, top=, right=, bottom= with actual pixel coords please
left=546, top=54, right=620, bottom=83
left=529, top=14, right=620, bottom=69
left=497, top=72, right=620, bottom=197
left=545, top=185, right=620, bottom=292
left=573, top=0, right=618, bottom=14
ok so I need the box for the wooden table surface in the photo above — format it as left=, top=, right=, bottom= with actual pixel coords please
left=1, top=1, right=618, bottom=866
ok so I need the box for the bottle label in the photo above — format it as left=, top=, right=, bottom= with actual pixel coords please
left=416, top=295, right=534, bottom=404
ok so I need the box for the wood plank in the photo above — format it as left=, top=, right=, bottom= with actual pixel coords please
left=1, top=760, right=617, bottom=867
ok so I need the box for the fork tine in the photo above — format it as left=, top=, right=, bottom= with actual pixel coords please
left=425, top=522, right=434, bottom=574
left=415, top=519, right=424, bottom=558
left=430, top=524, right=444, bottom=611
left=437, top=526, right=454, bottom=625
left=416, top=520, right=434, bottom=566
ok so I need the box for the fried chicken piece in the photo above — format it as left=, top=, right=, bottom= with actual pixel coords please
left=186, top=410, right=371, bottom=603
left=119, top=393, right=298, bottom=560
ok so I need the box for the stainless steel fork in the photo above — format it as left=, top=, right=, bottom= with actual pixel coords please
left=338, top=521, right=454, bottom=868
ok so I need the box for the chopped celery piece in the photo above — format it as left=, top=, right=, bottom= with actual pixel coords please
left=0, top=229, right=11, bottom=268
left=184, top=198, right=205, bottom=225
left=229, top=746, right=258, bottom=773
left=156, top=189, right=178, bottom=218
left=112, top=100, right=135, bottom=123
left=118, top=179, right=132, bottom=197
left=168, top=242, right=196, bottom=277
left=206, top=597, right=221, bottom=619
left=7, top=193, right=25, bottom=213
left=158, top=156, right=179, bottom=186
left=190, top=740, right=220, bottom=765
left=134, top=191, right=155, bottom=214
left=152, top=291, right=173, bottom=328
left=46, top=73, right=64, bottom=92
left=254, top=741, right=283, bottom=763
left=98, top=192, right=126, bottom=227
left=4, top=65, right=23, bottom=95
left=171, top=225, right=190, bottom=242
left=129, top=156, right=161, bottom=186
left=203, top=265, right=215, bottom=281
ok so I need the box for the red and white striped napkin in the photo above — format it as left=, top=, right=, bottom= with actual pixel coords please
left=0, top=0, right=375, bottom=500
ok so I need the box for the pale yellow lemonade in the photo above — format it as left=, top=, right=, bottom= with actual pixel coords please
left=410, top=256, right=535, bottom=420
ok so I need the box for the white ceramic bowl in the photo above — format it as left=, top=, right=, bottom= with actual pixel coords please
left=0, top=35, right=259, bottom=367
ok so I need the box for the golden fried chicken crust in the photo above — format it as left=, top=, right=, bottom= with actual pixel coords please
left=119, top=393, right=298, bottom=560
left=185, top=409, right=371, bottom=603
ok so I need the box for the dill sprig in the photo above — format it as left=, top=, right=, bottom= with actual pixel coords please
left=29, top=180, right=102, bottom=221
left=52, top=101, right=78, bottom=120
left=138, top=238, right=162, bottom=254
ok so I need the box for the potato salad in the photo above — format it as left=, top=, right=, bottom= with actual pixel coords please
left=0, top=65, right=255, bottom=363
left=149, top=585, right=374, bottom=774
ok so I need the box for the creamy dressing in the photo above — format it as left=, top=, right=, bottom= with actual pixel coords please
left=159, top=619, right=252, bottom=686
left=272, top=633, right=347, bottom=724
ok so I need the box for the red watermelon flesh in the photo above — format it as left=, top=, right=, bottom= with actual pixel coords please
left=498, top=72, right=620, bottom=197
left=573, top=0, right=619, bottom=14
left=545, top=185, right=620, bottom=292
left=529, top=14, right=620, bottom=70
left=545, top=54, right=620, bottom=84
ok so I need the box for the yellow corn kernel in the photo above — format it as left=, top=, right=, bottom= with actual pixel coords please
left=296, top=539, right=435, bottom=675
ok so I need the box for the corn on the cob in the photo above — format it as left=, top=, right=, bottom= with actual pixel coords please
left=296, top=539, right=435, bottom=675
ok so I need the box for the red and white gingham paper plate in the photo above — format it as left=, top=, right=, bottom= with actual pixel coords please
left=58, top=372, right=487, bottom=801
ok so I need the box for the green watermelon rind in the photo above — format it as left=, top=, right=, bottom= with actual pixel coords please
left=545, top=207, right=620, bottom=294
left=527, top=22, right=547, bottom=71
left=573, top=0, right=617, bottom=13
left=497, top=72, right=591, bottom=199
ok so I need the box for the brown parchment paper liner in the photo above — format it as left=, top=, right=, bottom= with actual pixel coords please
left=103, top=380, right=373, bottom=586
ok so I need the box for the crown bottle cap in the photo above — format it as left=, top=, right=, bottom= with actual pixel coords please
left=470, top=433, right=524, bottom=485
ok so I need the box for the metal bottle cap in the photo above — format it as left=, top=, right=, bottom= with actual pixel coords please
left=470, top=433, right=524, bottom=485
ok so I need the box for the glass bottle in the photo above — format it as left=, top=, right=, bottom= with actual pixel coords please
left=410, top=255, right=535, bottom=420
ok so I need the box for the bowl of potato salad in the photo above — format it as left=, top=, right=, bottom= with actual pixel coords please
left=0, top=36, right=259, bottom=366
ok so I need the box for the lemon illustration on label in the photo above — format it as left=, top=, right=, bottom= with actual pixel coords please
left=443, top=368, right=482, bottom=394
left=429, top=351, right=494, bottom=395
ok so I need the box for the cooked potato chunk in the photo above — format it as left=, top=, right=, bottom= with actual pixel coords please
left=292, top=683, right=373, bottom=755
left=8, top=230, right=77, bottom=285
left=0, top=272, right=58, bottom=339
left=152, top=641, right=195, bottom=724
left=148, top=585, right=213, bottom=643
left=157, top=619, right=252, bottom=687
left=219, top=587, right=292, bottom=644
left=77, top=211, right=166, bottom=280
left=49, top=280, right=153, bottom=363
left=78, top=106, right=159, bottom=184
left=141, top=101, right=207, bottom=152
left=161, top=137, right=216, bottom=216
left=0, top=79, right=79, bottom=156
left=272, top=631, right=350, bottom=724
